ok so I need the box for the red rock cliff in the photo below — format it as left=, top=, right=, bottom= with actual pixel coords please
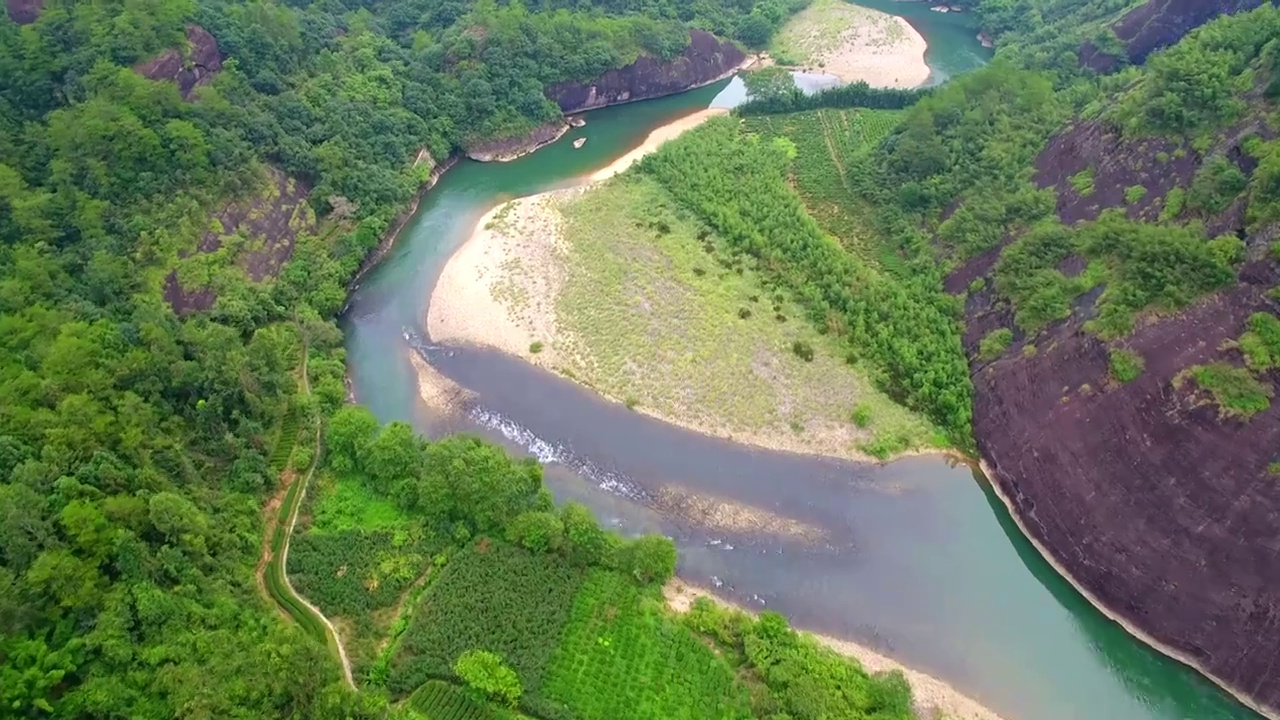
left=546, top=29, right=745, bottom=113
left=958, top=118, right=1280, bottom=716
left=1080, top=0, right=1273, bottom=72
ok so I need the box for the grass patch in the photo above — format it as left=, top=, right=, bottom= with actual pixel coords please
left=542, top=571, right=752, bottom=720
left=979, top=328, right=1013, bottom=361
left=553, top=172, right=936, bottom=457
left=311, top=474, right=412, bottom=532
left=1181, top=362, right=1272, bottom=419
left=1069, top=167, right=1096, bottom=196
left=1108, top=348, right=1145, bottom=383
left=529, top=341, right=544, bottom=354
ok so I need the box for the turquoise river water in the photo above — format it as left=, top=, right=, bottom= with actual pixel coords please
left=340, top=7, right=1262, bottom=720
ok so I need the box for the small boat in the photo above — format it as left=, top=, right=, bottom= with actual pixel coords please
left=568, top=116, right=586, bottom=128
left=949, top=5, right=964, bottom=11
left=930, top=5, right=949, bottom=11
left=573, top=137, right=587, bottom=149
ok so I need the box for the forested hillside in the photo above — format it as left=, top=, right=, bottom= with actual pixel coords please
left=0, top=0, right=801, bottom=716
left=724, top=2, right=1280, bottom=712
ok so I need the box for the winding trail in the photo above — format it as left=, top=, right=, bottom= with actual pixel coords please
left=259, top=339, right=357, bottom=689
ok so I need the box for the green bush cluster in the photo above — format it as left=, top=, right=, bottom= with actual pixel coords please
left=639, top=118, right=974, bottom=443
left=979, top=328, right=1014, bottom=361
left=1183, top=363, right=1272, bottom=419
left=1108, top=348, right=1145, bottom=383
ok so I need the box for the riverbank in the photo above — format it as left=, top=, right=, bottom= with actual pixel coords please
left=978, top=460, right=1280, bottom=720
left=427, top=113, right=940, bottom=462
left=767, top=0, right=930, bottom=88
left=663, top=579, right=1007, bottom=720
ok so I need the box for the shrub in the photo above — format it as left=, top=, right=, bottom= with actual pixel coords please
left=1124, top=185, right=1148, bottom=204
left=791, top=340, right=814, bottom=362
left=1022, top=344, right=1038, bottom=358
left=505, top=511, right=564, bottom=553
left=979, top=328, right=1014, bottom=361
left=1189, top=156, right=1248, bottom=214
left=529, top=341, right=544, bottom=354
left=1185, top=363, right=1272, bottom=419
left=1269, top=461, right=1280, bottom=476
left=737, top=307, right=752, bottom=319
left=455, top=650, right=522, bottom=707
left=1159, top=187, right=1186, bottom=222
left=850, top=403, right=872, bottom=428
left=621, top=535, right=677, bottom=585
left=1070, top=167, right=1096, bottom=195
left=1108, top=348, right=1145, bottom=383
left=968, top=277, right=986, bottom=293
left=1239, top=312, right=1280, bottom=371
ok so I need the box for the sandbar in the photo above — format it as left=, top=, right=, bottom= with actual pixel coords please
left=768, top=0, right=930, bottom=89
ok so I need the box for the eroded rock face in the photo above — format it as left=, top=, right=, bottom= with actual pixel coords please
left=134, top=25, right=223, bottom=99
left=465, top=120, right=569, bottom=162
left=164, top=167, right=314, bottom=314
left=547, top=29, right=746, bottom=113
left=1080, top=0, right=1273, bottom=72
left=5, top=0, right=43, bottom=24
left=961, top=115, right=1280, bottom=713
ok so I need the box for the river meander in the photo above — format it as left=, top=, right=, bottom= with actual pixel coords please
left=340, top=10, right=1261, bottom=720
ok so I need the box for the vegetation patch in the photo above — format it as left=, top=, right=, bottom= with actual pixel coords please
left=1108, top=348, right=1145, bottom=383
left=979, top=329, right=1013, bottom=361
left=642, top=115, right=967, bottom=444
left=1180, top=362, right=1273, bottom=419
left=1238, top=312, right=1280, bottom=371
left=407, top=680, right=496, bottom=720
left=388, top=542, right=585, bottom=701
left=542, top=571, right=753, bottom=720
left=553, top=170, right=936, bottom=458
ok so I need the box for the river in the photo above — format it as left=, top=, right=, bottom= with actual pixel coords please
left=339, top=9, right=1261, bottom=720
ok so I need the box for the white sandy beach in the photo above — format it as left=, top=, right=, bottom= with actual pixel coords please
left=664, top=579, right=1008, bottom=720
left=769, top=0, right=930, bottom=88
left=426, top=108, right=728, bottom=366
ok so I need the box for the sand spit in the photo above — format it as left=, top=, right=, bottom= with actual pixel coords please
left=653, top=484, right=826, bottom=542
left=664, top=579, right=1008, bottom=720
left=408, top=350, right=474, bottom=414
left=770, top=0, right=930, bottom=88
left=427, top=108, right=728, bottom=365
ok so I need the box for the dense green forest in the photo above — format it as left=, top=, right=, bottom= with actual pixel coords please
left=5, top=0, right=1280, bottom=714
left=0, top=0, right=808, bottom=716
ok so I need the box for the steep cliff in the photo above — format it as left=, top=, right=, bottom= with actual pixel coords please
left=465, top=30, right=745, bottom=161
left=1080, top=0, right=1273, bottom=72
left=547, top=29, right=746, bottom=113
left=953, top=91, right=1280, bottom=718
left=133, top=25, right=223, bottom=99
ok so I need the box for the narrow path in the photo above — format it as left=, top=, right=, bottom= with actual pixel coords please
left=260, top=339, right=357, bottom=688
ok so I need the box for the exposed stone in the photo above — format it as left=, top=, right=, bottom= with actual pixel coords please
left=547, top=29, right=746, bottom=113
left=134, top=25, right=224, bottom=100
left=5, top=0, right=42, bottom=24
left=164, top=167, right=314, bottom=314
left=465, top=120, right=570, bottom=163
left=1079, top=0, right=1273, bottom=73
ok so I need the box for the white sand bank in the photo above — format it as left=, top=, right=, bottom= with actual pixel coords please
left=770, top=0, right=930, bottom=88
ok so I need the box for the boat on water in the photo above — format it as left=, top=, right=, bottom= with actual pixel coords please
left=573, top=137, right=587, bottom=149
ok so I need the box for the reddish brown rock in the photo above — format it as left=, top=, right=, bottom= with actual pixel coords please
left=962, top=113, right=1280, bottom=712
left=547, top=30, right=745, bottom=113
left=164, top=168, right=314, bottom=314
left=1080, top=0, right=1272, bottom=72
left=134, top=25, right=223, bottom=100
left=5, top=0, right=42, bottom=24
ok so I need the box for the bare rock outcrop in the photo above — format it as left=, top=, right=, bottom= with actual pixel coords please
left=1080, top=0, right=1274, bottom=72
left=5, top=0, right=43, bottom=24
left=547, top=29, right=746, bottom=113
left=134, top=25, right=223, bottom=99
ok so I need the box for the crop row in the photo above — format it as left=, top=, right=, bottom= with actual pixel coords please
left=387, top=541, right=585, bottom=700
left=288, top=527, right=439, bottom=618
left=408, top=680, right=493, bottom=720
left=542, top=570, right=752, bottom=720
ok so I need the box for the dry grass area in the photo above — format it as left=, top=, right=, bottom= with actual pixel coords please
left=769, top=0, right=929, bottom=88
left=549, top=173, right=937, bottom=460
